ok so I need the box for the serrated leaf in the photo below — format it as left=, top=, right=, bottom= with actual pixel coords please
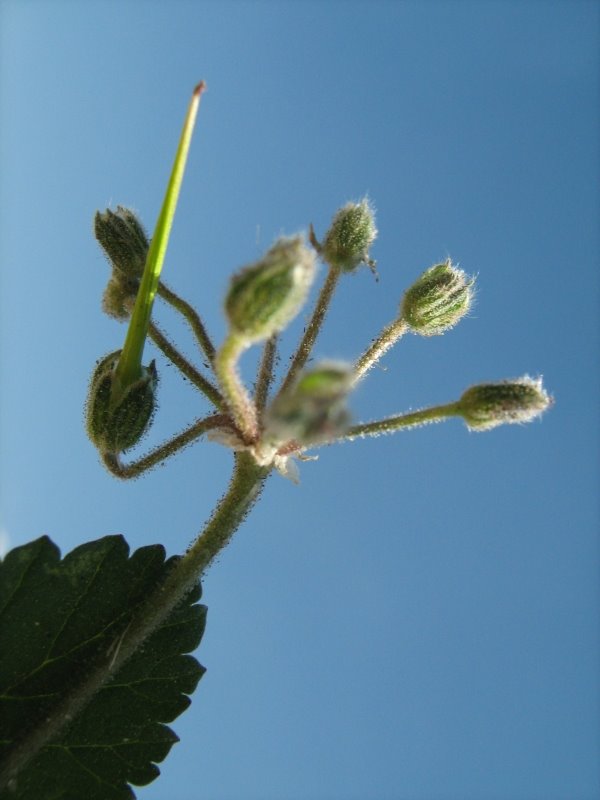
left=0, top=535, right=206, bottom=799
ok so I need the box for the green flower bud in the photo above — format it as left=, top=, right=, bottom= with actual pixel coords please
left=225, top=236, right=316, bottom=343
left=401, top=260, right=474, bottom=336
left=101, top=276, right=138, bottom=321
left=265, top=361, right=352, bottom=445
left=321, top=199, right=377, bottom=272
left=94, top=206, right=149, bottom=281
left=457, top=376, right=552, bottom=431
left=86, top=350, right=158, bottom=453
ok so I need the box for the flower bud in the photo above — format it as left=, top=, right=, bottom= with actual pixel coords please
left=86, top=350, right=158, bottom=453
left=101, top=276, right=138, bottom=321
left=94, top=207, right=149, bottom=281
left=321, top=199, right=377, bottom=272
left=264, top=361, right=352, bottom=445
left=401, top=260, right=473, bottom=336
left=225, top=236, right=316, bottom=343
left=457, top=376, right=551, bottom=431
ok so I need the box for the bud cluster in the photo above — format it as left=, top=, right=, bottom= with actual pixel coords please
left=88, top=144, right=550, bottom=482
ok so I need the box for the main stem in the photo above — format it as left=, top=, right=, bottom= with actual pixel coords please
left=0, top=452, right=269, bottom=790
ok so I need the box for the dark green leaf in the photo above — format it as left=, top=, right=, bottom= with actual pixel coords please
left=0, top=535, right=206, bottom=799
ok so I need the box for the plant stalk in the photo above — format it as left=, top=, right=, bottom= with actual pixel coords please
left=149, top=321, right=224, bottom=409
left=102, top=413, right=231, bottom=479
left=158, top=280, right=216, bottom=365
left=352, top=318, right=408, bottom=385
left=0, top=452, right=269, bottom=791
left=277, top=266, right=340, bottom=397
left=341, top=401, right=460, bottom=440
left=214, top=334, right=259, bottom=442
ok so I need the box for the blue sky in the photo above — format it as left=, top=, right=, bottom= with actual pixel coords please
left=1, top=1, right=598, bottom=799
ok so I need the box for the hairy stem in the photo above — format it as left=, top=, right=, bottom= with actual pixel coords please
left=102, top=413, right=231, bottom=479
left=277, top=266, right=340, bottom=396
left=149, top=321, right=224, bottom=409
left=0, top=452, right=269, bottom=791
left=255, top=335, right=278, bottom=416
left=352, top=318, right=408, bottom=385
left=214, top=334, right=258, bottom=442
left=339, top=401, right=460, bottom=441
left=158, top=280, right=216, bottom=365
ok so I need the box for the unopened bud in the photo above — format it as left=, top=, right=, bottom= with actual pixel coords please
left=401, top=260, right=473, bottom=336
left=321, top=199, right=377, bottom=272
left=86, top=351, right=158, bottom=453
left=225, top=236, right=316, bottom=343
left=457, top=376, right=551, bottom=431
left=265, top=361, right=352, bottom=445
left=94, top=207, right=149, bottom=281
left=101, top=277, right=138, bottom=321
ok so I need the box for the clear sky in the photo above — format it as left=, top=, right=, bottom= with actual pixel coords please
left=1, top=1, right=598, bottom=799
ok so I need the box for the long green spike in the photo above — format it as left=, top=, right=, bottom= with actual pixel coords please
left=114, top=82, right=205, bottom=396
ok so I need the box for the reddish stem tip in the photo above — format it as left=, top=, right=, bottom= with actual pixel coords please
left=193, top=81, right=207, bottom=97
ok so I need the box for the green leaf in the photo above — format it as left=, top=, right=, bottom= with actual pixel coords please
left=0, top=535, right=206, bottom=799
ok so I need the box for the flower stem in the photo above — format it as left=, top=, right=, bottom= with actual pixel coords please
left=157, top=280, right=216, bottom=365
left=115, top=82, right=205, bottom=396
left=255, top=335, right=278, bottom=416
left=277, top=266, right=340, bottom=397
left=102, top=413, right=231, bottom=478
left=352, top=318, right=408, bottom=385
left=214, top=333, right=259, bottom=442
left=339, top=401, right=461, bottom=441
left=148, top=321, right=224, bottom=409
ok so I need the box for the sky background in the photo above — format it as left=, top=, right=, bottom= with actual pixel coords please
left=1, top=1, right=598, bottom=799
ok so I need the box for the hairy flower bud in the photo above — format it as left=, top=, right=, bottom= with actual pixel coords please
left=401, top=260, right=473, bottom=336
left=94, top=207, right=149, bottom=281
left=321, top=199, right=377, bottom=272
left=225, top=236, right=316, bottom=343
left=457, top=376, right=551, bottom=431
left=86, top=350, right=158, bottom=453
left=101, top=277, right=137, bottom=321
left=265, top=361, right=352, bottom=445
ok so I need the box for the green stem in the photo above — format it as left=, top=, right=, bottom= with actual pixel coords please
left=214, top=333, right=258, bottom=442
left=102, top=413, right=231, bottom=479
left=352, top=318, right=408, bottom=385
left=0, top=452, right=269, bottom=791
left=277, top=266, right=340, bottom=397
left=255, top=335, right=277, bottom=416
left=339, top=401, right=461, bottom=441
left=158, top=280, right=216, bottom=365
left=115, top=82, right=205, bottom=396
left=148, top=321, right=224, bottom=409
